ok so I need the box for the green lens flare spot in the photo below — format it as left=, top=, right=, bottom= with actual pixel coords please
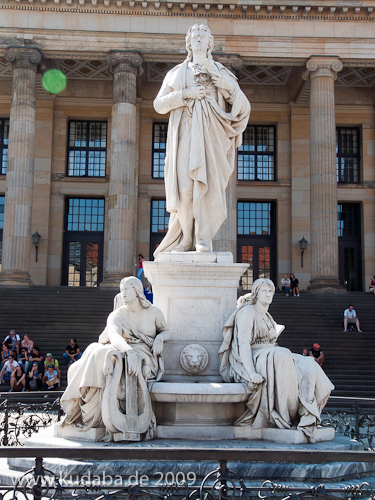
left=42, top=69, right=67, bottom=94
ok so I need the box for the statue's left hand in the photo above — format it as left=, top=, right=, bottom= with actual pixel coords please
left=153, top=336, right=163, bottom=356
left=210, top=74, right=235, bottom=94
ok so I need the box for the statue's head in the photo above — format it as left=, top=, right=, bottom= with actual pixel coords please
left=119, top=276, right=151, bottom=309
left=185, top=24, right=214, bottom=62
left=237, top=278, right=275, bottom=307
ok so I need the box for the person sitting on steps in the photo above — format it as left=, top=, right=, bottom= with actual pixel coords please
left=309, top=343, right=324, bottom=367
left=281, top=274, right=291, bottom=297
left=290, top=273, right=300, bottom=296
left=343, top=305, right=362, bottom=333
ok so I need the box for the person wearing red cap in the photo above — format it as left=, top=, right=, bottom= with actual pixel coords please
left=309, top=343, right=324, bottom=367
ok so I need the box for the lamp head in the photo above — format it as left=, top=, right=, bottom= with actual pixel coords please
left=299, top=236, right=308, bottom=251
left=32, top=231, right=41, bottom=246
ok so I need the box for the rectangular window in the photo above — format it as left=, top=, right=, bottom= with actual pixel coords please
left=0, top=119, right=9, bottom=175
left=237, top=201, right=275, bottom=236
left=237, top=126, right=276, bottom=181
left=336, top=128, right=360, bottom=183
left=67, top=121, right=107, bottom=177
left=151, top=199, right=170, bottom=234
left=152, top=123, right=167, bottom=179
left=337, top=203, right=361, bottom=238
left=66, top=198, right=105, bottom=232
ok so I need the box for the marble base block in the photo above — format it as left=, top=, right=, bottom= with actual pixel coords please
left=234, top=426, right=335, bottom=444
left=54, top=421, right=105, bottom=442
left=157, top=426, right=334, bottom=443
left=143, top=253, right=248, bottom=381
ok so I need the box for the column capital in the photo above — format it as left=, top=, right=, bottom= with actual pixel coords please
left=216, top=55, right=244, bottom=72
left=107, top=51, right=143, bottom=77
left=303, top=56, right=343, bottom=82
left=4, top=47, right=43, bottom=72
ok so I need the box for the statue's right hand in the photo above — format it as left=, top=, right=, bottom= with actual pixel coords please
left=182, top=86, right=206, bottom=100
left=126, top=351, right=139, bottom=377
left=249, top=372, right=264, bottom=385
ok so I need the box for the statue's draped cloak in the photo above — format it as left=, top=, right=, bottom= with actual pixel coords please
left=60, top=308, right=165, bottom=435
left=219, top=303, right=335, bottom=438
left=153, top=60, right=250, bottom=254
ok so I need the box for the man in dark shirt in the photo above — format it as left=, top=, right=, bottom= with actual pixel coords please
left=309, top=343, right=324, bottom=367
left=63, top=338, right=82, bottom=364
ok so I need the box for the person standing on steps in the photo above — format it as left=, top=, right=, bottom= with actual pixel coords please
left=369, top=275, right=375, bottom=295
left=290, top=273, right=300, bottom=296
left=137, top=254, right=146, bottom=282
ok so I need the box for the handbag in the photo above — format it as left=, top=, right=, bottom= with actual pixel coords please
left=29, top=379, right=38, bottom=390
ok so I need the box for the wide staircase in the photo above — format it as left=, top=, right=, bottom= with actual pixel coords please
left=269, top=291, right=375, bottom=409
left=0, top=286, right=118, bottom=403
left=0, top=287, right=373, bottom=409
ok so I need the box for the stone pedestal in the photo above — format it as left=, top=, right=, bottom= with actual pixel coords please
left=144, top=252, right=248, bottom=381
left=0, top=48, right=42, bottom=286
left=303, top=56, right=344, bottom=292
left=101, top=51, right=143, bottom=287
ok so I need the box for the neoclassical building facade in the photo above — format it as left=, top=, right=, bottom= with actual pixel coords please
left=0, top=1, right=374, bottom=291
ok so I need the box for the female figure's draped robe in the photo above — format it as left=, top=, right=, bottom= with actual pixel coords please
left=60, top=307, right=166, bottom=438
left=219, top=303, right=334, bottom=439
left=154, top=59, right=250, bottom=254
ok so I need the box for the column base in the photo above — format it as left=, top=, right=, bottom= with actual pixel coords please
left=0, top=271, right=33, bottom=286
left=308, top=278, right=345, bottom=293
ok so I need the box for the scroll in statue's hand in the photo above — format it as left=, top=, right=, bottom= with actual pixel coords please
left=126, top=350, right=139, bottom=376
left=182, top=86, right=206, bottom=100
left=152, top=336, right=163, bottom=356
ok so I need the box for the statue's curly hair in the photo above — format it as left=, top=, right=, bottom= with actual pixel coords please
left=185, top=24, right=214, bottom=62
left=119, top=276, right=151, bottom=309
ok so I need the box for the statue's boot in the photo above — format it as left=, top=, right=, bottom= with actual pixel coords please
left=195, top=239, right=210, bottom=252
left=171, top=238, right=193, bottom=252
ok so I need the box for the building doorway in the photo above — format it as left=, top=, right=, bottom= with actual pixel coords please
left=338, top=203, right=362, bottom=291
left=237, top=202, right=276, bottom=291
left=62, top=198, right=104, bottom=286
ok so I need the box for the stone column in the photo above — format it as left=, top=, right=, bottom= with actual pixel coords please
left=0, top=48, right=42, bottom=286
left=303, top=56, right=343, bottom=291
left=102, top=51, right=143, bottom=287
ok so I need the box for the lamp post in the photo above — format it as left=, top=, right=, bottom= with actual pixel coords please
left=32, top=231, right=41, bottom=263
left=299, top=236, right=308, bottom=268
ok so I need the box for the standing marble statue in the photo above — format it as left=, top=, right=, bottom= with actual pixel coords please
left=219, top=279, right=334, bottom=442
left=60, top=277, right=170, bottom=441
left=154, top=24, right=251, bottom=254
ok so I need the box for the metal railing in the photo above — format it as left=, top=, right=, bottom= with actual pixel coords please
left=0, top=397, right=63, bottom=446
left=0, top=447, right=375, bottom=500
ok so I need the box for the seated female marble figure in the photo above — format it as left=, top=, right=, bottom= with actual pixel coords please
left=60, top=277, right=170, bottom=441
left=219, top=278, right=334, bottom=442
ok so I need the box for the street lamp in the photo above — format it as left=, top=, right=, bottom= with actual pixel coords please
left=32, top=231, right=41, bottom=262
left=299, top=236, right=308, bottom=268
